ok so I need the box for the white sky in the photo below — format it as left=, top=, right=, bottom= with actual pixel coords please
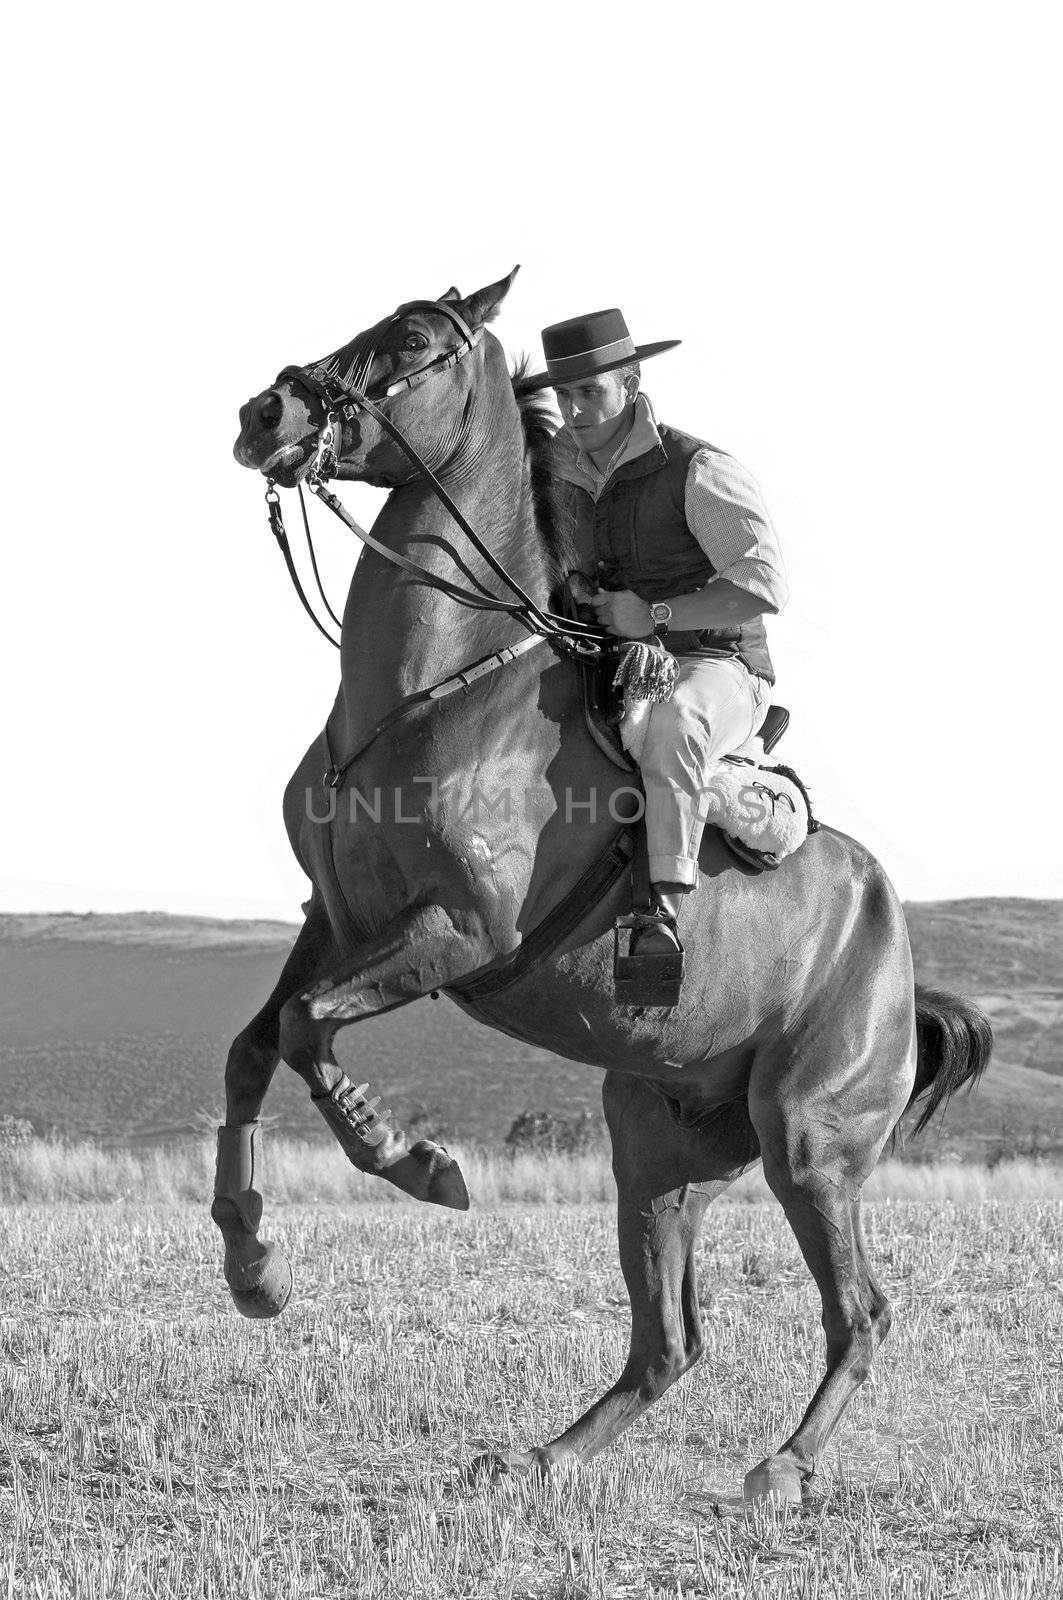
left=3, top=2, right=1061, bottom=918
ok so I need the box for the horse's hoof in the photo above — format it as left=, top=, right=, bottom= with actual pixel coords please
left=225, top=1240, right=293, bottom=1320
left=466, top=1448, right=547, bottom=1482
left=386, top=1142, right=470, bottom=1210
left=743, top=1456, right=805, bottom=1504
left=313, top=1079, right=469, bottom=1208
left=419, top=1142, right=471, bottom=1210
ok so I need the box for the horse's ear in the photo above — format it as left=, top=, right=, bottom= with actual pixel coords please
left=439, top=286, right=462, bottom=302
left=458, top=265, right=520, bottom=329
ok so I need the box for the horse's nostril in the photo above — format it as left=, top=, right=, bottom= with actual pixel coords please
left=258, top=390, right=283, bottom=431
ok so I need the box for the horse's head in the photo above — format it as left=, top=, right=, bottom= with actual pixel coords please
left=234, top=269, right=519, bottom=489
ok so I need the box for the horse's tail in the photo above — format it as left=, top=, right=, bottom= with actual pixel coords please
left=903, top=984, right=994, bottom=1138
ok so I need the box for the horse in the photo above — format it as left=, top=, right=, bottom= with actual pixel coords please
left=224, top=268, right=991, bottom=1502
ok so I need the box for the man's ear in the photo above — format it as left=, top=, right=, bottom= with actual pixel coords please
left=457, top=265, right=520, bottom=329
left=623, top=370, right=641, bottom=404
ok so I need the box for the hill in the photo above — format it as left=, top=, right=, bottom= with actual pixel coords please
left=1, top=902, right=1060, bottom=1158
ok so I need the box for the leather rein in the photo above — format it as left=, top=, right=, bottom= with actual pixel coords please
left=262, top=298, right=609, bottom=791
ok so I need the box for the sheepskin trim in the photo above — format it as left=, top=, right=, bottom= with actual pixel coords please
left=617, top=693, right=814, bottom=862
left=700, top=764, right=809, bottom=857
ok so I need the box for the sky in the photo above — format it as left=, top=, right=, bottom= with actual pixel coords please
left=3, top=2, right=1061, bottom=919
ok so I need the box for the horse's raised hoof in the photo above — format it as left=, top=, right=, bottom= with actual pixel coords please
left=224, top=1241, right=291, bottom=1318
left=212, top=1195, right=294, bottom=1320
left=223, top=1237, right=294, bottom=1319
left=374, top=1141, right=470, bottom=1209
left=313, top=1078, right=469, bottom=1208
left=407, top=1140, right=470, bottom=1210
left=743, top=1456, right=805, bottom=1505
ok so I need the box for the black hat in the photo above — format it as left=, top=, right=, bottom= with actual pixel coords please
left=524, top=307, right=680, bottom=391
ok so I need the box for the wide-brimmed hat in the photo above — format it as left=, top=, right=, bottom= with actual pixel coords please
left=524, top=307, right=680, bottom=392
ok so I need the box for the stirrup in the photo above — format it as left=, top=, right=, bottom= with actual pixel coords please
left=613, top=910, right=685, bottom=1009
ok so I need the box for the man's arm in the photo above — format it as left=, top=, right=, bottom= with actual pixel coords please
left=589, top=579, right=768, bottom=637
left=587, top=449, right=788, bottom=637
left=670, top=448, right=789, bottom=623
left=662, top=580, right=770, bottom=630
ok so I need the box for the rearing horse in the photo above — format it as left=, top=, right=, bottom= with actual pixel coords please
left=225, top=268, right=991, bottom=1502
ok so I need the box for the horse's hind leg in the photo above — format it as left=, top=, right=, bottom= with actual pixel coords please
left=744, top=1031, right=909, bottom=1502
left=212, top=899, right=335, bottom=1319
left=743, top=1185, right=892, bottom=1503
left=486, top=1072, right=757, bottom=1475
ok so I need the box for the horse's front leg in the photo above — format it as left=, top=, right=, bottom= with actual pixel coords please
left=278, top=902, right=490, bottom=1210
left=213, top=901, right=336, bottom=1319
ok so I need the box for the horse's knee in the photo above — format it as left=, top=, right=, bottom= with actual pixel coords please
left=225, top=1022, right=277, bottom=1089
left=277, top=996, right=341, bottom=1094
left=223, top=1023, right=282, bottom=1124
left=277, top=994, right=313, bottom=1066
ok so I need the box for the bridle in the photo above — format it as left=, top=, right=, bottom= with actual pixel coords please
left=260, top=297, right=611, bottom=790
left=276, top=298, right=489, bottom=483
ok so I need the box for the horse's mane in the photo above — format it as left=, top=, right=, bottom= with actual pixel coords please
left=510, top=356, right=578, bottom=592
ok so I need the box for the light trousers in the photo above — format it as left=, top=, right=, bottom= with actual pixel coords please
left=639, top=655, right=770, bottom=886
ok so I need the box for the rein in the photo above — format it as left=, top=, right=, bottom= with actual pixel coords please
left=263, top=297, right=609, bottom=788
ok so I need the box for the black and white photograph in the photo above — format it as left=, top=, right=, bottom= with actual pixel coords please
left=2, top=4, right=1061, bottom=1595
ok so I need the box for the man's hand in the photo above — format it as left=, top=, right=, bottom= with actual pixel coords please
left=587, top=587, right=654, bottom=638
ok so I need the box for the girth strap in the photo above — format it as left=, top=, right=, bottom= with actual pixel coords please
left=447, top=827, right=637, bottom=1003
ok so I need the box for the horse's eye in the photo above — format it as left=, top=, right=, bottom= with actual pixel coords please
left=403, top=334, right=428, bottom=353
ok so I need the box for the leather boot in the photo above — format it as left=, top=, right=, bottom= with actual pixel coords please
left=629, top=881, right=691, bottom=956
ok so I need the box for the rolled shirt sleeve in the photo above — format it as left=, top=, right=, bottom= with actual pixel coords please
left=684, top=449, right=789, bottom=612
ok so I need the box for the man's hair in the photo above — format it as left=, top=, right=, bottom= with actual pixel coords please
left=615, top=361, right=642, bottom=386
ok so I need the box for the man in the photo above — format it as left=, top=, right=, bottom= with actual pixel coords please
left=527, top=308, right=788, bottom=954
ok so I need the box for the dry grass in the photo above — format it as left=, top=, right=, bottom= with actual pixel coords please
left=4, top=1137, right=1063, bottom=1207
left=2, top=1192, right=1063, bottom=1597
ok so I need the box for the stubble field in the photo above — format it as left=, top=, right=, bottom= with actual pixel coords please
left=2, top=1185, right=1063, bottom=1598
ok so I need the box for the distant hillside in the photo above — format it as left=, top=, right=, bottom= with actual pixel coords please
left=1, top=902, right=1060, bottom=1158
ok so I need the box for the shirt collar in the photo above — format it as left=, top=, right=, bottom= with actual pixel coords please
left=552, top=393, right=663, bottom=494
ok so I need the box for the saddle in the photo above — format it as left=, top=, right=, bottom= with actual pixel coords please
left=448, top=614, right=809, bottom=1015
left=569, top=593, right=804, bottom=1008
left=580, top=635, right=792, bottom=768
left=607, top=703, right=794, bottom=1008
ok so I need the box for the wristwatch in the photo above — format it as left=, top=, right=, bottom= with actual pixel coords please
left=650, top=602, right=673, bottom=638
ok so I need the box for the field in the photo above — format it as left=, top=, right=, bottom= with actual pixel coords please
left=2, top=904, right=1061, bottom=1592
left=2, top=1156, right=1063, bottom=1597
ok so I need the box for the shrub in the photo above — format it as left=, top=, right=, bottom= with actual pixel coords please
left=0, top=1116, right=35, bottom=1148
left=504, top=1109, right=604, bottom=1157
left=403, top=1101, right=454, bottom=1146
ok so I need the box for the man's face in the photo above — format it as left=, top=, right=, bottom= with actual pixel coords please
left=555, top=371, right=636, bottom=456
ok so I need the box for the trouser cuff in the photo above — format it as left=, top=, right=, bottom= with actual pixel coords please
left=648, top=855, right=699, bottom=887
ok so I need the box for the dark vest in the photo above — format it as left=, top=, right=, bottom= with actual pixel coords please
left=559, top=423, right=775, bottom=684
